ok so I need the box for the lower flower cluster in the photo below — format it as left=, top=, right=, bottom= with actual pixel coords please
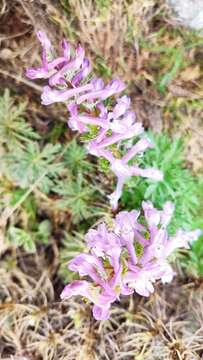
left=61, top=201, right=201, bottom=320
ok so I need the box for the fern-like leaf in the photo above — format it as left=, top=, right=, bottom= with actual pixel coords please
left=0, top=89, right=39, bottom=150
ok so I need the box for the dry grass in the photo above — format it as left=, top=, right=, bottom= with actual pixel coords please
left=0, top=250, right=203, bottom=359
left=67, top=0, right=165, bottom=83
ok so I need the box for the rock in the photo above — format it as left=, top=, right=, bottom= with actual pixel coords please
left=169, top=0, right=203, bottom=31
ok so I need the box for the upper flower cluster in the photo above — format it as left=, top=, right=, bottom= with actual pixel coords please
left=60, top=201, right=201, bottom=320
left=26, top=31, right=163, bottom=209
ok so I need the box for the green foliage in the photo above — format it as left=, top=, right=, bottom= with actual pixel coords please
left=122, top=132, right=203, bottom=278
left=0, top=91, right=102, bottom=254
left=59, top=231, right=86, bottom=282
left=182, top=235, right=203, bottom=278
left=158, top=48, right=184, bottom=93
left=63, top=138, right=93, bottom=175
left=8, top=142, right=63, bottom=192
left=0, top=89, right=39, bottom=150
left=95, top=56, right=112, bottom=79
left=98, top=157, right=110, bottom=172
left=7, top=226, right=36, bottom=253
left=54, top=175, right=96, bottom=224
left=6, top=219, right=52, bottom=252
left=35, top=220, right=52, bottom=245
left=95, top=0, right=112, bottom=11
left=139, top=26, right=203, bottom=94
left=122, top=132, right=202, bottom=234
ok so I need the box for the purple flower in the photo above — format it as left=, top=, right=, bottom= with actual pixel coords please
left=86, top=132, right=162, bottom=210
left=26, top=31, right=67, bottom=80
left=77, top=79, right=126, bottom=104
left=26, top=33, right=91, bottom=89
left=48, top=44, right=85, bottom=86
left=61, top=225, right=132, bottom=320
left=114, top=210, right=145, bottom=264
left=107, top=145, right=163, bottom=210
left=61, top=280, right=116, bottom=320
left=165, top=229, right=202, bottom=257
left=41, top=83, right=94, bottom=105
left=61, top=203, right=201, bottom=319
left=61, top=258, right=131, bottom=320
left=27, top=32, right=163, bottom=210
left=123, top=261, right=175, bottom=296
left=67, top=103, right=108, bottom=133
left=123, top=267, right=155, bottom=296
left=112, top=95, right=131, bottom=118
left=72, top=58, right=92, bottom=86
left=85, top=223, right=121, bottom=272
left=36, top=31, right=53, bottom=65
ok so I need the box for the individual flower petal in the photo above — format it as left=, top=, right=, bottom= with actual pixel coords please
left=68, top=253, right=106, bottom=285
left=92, top=304, right=110, bottom=320
left=122, top=137, right=152, bottom=163
left=72, top=58, right=92, bottom=86
left=77, top=79, right=126, bottom=104
left=48, top=44, right=85, bottom=86
left=60, top=279, right=92, bottom=300
left=108, top=178, right=125, bottom=211
left=111, top=159, right=132, bottom=178
left=161, top=201, right=175, bottom=228
left=124, top=268, right=155, bottom=297
left=142, top=201, right=161, bottom=228
left=113, top=95, right=131, bottom=118
left=67, top=103, right=88, bottom=133
left=41, top=83, right=93, bottom=105
left=165, top=229, right=202, bottom=256
left=61, top=39, right=71, bottom=59
left=37, top=31, right=53, bottom=67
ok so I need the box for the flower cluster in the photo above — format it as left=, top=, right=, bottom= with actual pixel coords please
left=26, top=31, right=163, bottom=209
left=60, top=201, right=201, bottom=320
left=27, top=32, right=201, bottom=321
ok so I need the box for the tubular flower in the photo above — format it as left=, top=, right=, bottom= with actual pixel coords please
left=84, top=99, right=163, bottom=209
left=88, top=136, right=163, bottom=210
left=61, top=202, right=201, bottom=319
left=61, top=224, right=133, bottom=320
